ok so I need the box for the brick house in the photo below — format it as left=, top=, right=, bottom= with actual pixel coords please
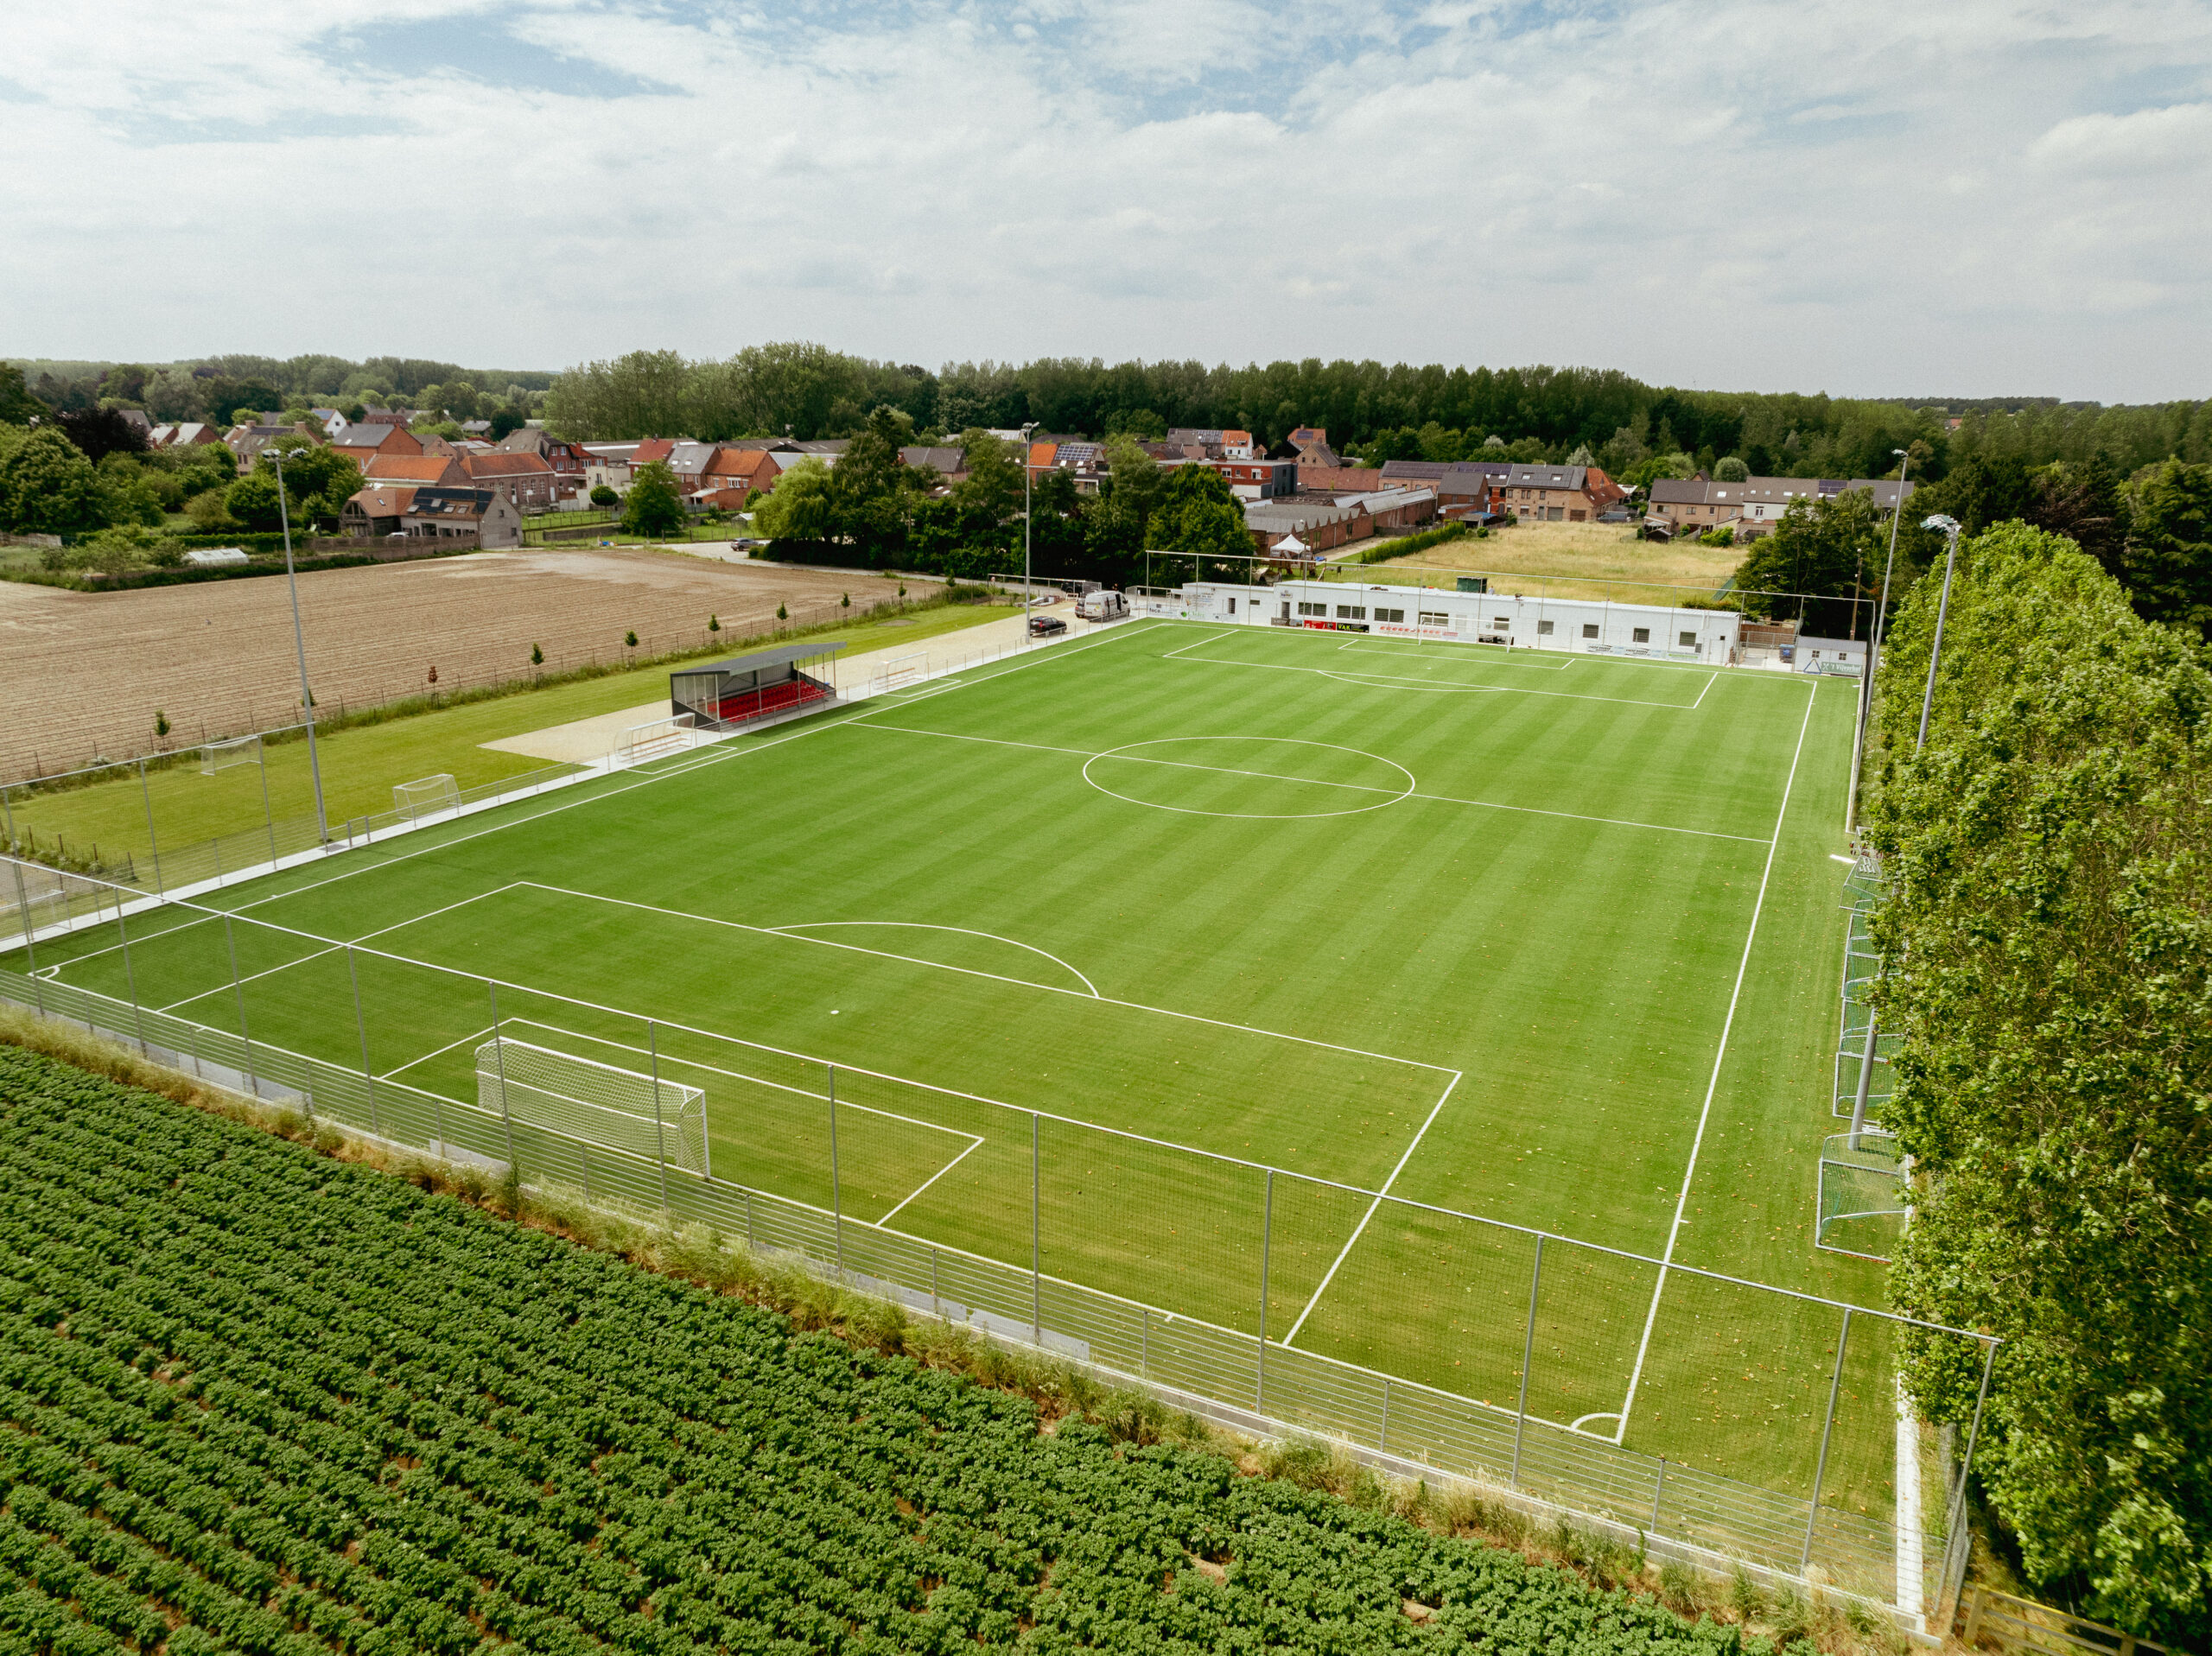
left=462, top=451, right=556, bottom=510
left=1217, top=458, right=1299, bottom=500
left=1497, top=463, right=1625, bottom=523
left=364, top=454, right=471, bottom=491
left=330, top=422, right=423, bottom=458
left=340, top=486, right=416, bottom=538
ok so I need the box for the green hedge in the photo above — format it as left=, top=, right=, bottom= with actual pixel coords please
left=0, top=1042, right=1817, bottom=1656
left=1344, top=521, right=1474, bottom=564
left=1868, top=522, right=2212, bottom=1643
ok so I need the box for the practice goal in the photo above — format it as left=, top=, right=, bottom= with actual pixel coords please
left=474, top=1036, right=709, bottom=1177
left=200, top=734, right=263, bottom=776
left=1815, top=1131, right=1909, bottom=1260
left=393, top=774, right=461, bottom=822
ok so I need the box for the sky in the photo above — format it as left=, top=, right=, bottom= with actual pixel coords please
left=3, top=1, right=2209, bottom=403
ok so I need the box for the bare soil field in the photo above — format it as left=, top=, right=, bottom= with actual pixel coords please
left=0, top=548, right=916, bottom=782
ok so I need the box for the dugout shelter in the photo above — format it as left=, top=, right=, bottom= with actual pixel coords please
left=669, top=642, right=845, bottom=727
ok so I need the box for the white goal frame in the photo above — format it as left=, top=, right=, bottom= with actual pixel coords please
left=200, top=734, right=263, bottom=776
left=617, top=713, right=701, bottom=765
left=474, top=1035, right=709, bottom=1177
left=393, top=773, right=461, bottom=822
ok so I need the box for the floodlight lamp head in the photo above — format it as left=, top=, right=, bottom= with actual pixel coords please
left=1923, top=513, right=1960, bottom=536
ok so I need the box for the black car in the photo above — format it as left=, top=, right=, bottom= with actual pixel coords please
left=1029, top=615, right=1067, bottom=638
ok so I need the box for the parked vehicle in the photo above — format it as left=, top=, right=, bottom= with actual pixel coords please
left=1029, top=615, right=1068, bottom=638
left=1077, top=590, right=1128, bottom=621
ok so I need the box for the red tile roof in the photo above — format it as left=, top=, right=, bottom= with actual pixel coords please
left=464, top=452, right=553, bottom=479
left=632, top=438, right=677, bottom=466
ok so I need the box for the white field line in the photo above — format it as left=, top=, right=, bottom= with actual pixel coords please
left=148, top=884, right=526, bottom=1012
left=1336, top=640, right=1573, bottom=673
left=1690, top=673, right=1719, bottom=710
left=518, top=880, right=1452, bottom=1078
left=1612, top=681, right=1820, bottom=1442
left=378, top=1023, right=499, bottom=1081
left=181, top=619, right=1176, bottom=927
left=877, top=1133, right=988, bottom=1225
left=768, top=922, right=1100, bottom=997
left=502, top=1018, right=981, bottom=1146
left=859, top=722, right=1766, bottom=843
left=1173, top=646, right=1709, bottom=709
left=1281, top=1071, right=1463, bottom=1347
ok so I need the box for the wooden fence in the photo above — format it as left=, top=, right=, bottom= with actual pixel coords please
left=1957, top=1585, right=2179, bottom=1656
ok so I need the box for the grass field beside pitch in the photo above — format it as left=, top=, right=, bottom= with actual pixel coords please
left=9, top=619, right=1888, bottom=1510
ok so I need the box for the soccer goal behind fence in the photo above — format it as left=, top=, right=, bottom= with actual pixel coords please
left=200, top=734, right=263, bottom=776
left=393, top=774, right=461, bottom=822
left=474, top=1036, right=709, bottom=1177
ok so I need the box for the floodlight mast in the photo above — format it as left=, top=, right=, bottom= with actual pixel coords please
left=1916, top=515, right=1962, bottom=753
left=1020, top=421, right=1039, bottom=630
left=270, top=450, right=328, bottom=845
left=1844, top=447, right=1912, bottom=832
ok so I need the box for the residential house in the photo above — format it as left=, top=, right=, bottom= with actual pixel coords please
left=363, top=454, right=471, bottom=491
left=404, top=487, right=521, bottom=547
left=496, top=426, right=589, bottom=498
left=1497, top=463, right=1625, bottom=523
left=701, top=447, right=781, bottom=504
left=359, top=407, right=413, bottom=428
left=308, top=409, right=347, bottom=439
left=1219, top=429, right=1256, bottom=460
left=900, top=446, right=968, bottom=485
left=1647, top=476, right=1914, bottom=538
left=330, top=422, right=423, bottom=457
left=117, top=409, right=153, bottom=441
left=1434, top=461, right=1512, bottom=517
left=1218, top=458, right=1298, bottom=501
left=463, top=451, right=556, bottom=510
left=1287, top=427, right=1342, bottom=469
left=148, top=422, right=218, bottom=448
left=1341, top=486, right=1438, bottom=534
left=225, top=422, right=324, bottom=473
left=340, top=486, right=416, bottom=537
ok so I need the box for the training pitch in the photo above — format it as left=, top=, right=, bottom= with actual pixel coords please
left=12, top=619, right=1897, bottom=1515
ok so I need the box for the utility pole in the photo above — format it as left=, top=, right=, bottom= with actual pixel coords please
left=1845, top=447, right=1913, bottom=833
left=1916, top=516, right=1962, bottom=753
left=1020, top=421, right=1039, bottom=630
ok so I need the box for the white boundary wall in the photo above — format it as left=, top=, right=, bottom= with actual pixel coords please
left=1137, top=580, right=1745, bottom=664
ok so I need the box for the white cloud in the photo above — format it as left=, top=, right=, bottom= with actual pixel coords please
left=1, top=0, right=2209, bottom=400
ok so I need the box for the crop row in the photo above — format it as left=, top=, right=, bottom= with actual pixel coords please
left=0, top=1044, right=1804, bottom=1654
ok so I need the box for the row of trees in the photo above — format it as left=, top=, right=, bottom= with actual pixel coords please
left=736, top=409, right=1250, bottom=585
left=13, top=355, right=556, bottom=426
left=1729, top=454, right=2212, bottom=641
left=1866, top=522, right=2212, bottom=1643
left=542, top=345, right=2212, bottom=480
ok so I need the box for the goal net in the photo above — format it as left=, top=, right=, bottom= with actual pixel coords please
left=1815, top=1131, right=1908, bottom=1260
left=474, top=1036, right=709, bottom=1176
left=393, top=773, right=461, bottom=822
left=200, top=734, right=262, bottom=776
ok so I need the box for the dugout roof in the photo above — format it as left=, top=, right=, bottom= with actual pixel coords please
left=682, top=643, right=847, bottom=678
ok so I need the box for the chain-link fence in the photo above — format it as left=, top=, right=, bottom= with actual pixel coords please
left=2, top=855, right=1994, bottom=1621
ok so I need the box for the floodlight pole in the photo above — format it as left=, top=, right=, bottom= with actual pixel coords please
left=1916, top=517, right=1962, bottom=754
left=1845, top=448, right=1911, bottom=834
left=270, top=451, right=328, bottom=845
left=1020, top=422, right=1039, bottom=633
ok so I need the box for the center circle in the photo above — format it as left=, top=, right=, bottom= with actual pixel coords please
left=1080, top=738, right=1416, bottom=820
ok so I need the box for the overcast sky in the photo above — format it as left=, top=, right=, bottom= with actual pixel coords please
left=4, top=1, right=2209, bottom=403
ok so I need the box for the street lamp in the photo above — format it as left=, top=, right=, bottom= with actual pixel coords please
left=1019, top=420, right=1039, bottom=633
left=269, top=450, right=328, bottom=845
left=1915, top=514, right=1962, bottom=753
left=1845, top=447, right=1913, bottom=831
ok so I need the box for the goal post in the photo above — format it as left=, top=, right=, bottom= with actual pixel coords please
left=200, top=734, right=263, bottom=776
left=474, top=1036, right=708, bottom=1177
left=393, top=774, right=461, bottom=822
left=1815, top=1131, right=1909, bottom=1259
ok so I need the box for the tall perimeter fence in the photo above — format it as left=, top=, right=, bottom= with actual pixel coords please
left=2, top=831, right=1995, bottom=1630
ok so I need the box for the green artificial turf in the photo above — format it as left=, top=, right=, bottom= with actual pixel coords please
left=0, top=600, right=1018, bottom=860
left=7, top=619, right=1910, bottom=1542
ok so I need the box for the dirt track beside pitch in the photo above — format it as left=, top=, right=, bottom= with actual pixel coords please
left=0, top=548, right=913, bottom=782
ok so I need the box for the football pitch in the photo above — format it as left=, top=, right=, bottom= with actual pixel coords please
left=7, top=619, right=1906, bottom=1521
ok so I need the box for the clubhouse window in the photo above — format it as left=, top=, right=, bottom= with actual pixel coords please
left=1633, top=627, right=1650, bottom=643
left=1375, top=607, right=1406, bottom=623
left=1337, top=605, right=1365, bottom=619
left=1582, top=623, right=1599, bottom=639
left=1680, top=631, right=1698, bottom=647
left=1536, top=619, right=1554, bottom=636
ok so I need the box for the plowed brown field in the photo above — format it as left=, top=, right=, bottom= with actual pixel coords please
left=0, top=548, right=912, bottom=782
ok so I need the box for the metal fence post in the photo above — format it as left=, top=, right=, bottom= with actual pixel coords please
left=648, top=1018, right=669, bottom=1215
left=1141, top=1306, right=1150, bottom=1378
left=116, top=910, right=148, bottom=1057
left=744, top=1187, right=754, bottom=1250
left=221, top=912, right=257, bottom=1096
left=1256, top=1166, right=1274, bottom=1412
left=257, top=747, right=278, bottom=867
left=1379, top=1378, right=1390, bottom=1452
left=828, top=1064, right=843, bottom=1271
left=10, top=860, right=45, bottom=1018
left=1511, top=1234, right=1545, bottom=1485
left=1030, top=1111, right=1042, bottom=1343
left=488, top=982, right=515, bottom=1168
left=1651, top=1457, right=1668, bottom=1531
left=1802, top=1306, right=1853, bottom=1570
left=137, top=761, right=163, bottom=896
left=581, top=1145, right=592, bottom=1203
left=0, top=786, right=14, bottom=860
left=931, top=1246, right=940, bottom=1319
left=346, top=946, right=378, bottom=1137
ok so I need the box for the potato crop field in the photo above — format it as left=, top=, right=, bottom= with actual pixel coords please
left=0, top=550, right=914, bottom=783
left=0, top=1044, right=1822, bottom=1656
